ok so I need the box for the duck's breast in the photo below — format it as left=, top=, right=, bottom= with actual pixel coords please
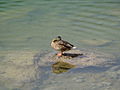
left=51, top=41, right=62, bottom=51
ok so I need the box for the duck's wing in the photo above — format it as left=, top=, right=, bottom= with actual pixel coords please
left=58, top=40, right=74, bottom=48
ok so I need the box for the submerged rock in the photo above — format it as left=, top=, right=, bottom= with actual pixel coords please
left=36, top=49, right=115, bottom=74
left=0, top=49, right=116, bottom=88
left=41, top=49, right=115, bottom=68
left=0, top=50, right=41, bottom=89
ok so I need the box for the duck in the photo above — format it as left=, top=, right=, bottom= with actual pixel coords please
left=51, top=36, right=76, bottom=57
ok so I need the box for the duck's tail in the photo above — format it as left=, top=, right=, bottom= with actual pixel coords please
left=72, top=46, right=77, bottom=49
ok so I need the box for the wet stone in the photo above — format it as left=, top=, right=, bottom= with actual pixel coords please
left=41, top=49, right=115, bottom=68
left=72, top=76, right=85, bottom=83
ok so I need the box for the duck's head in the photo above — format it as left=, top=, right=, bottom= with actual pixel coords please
left=57, top=36, right=61, bottom=40
left=52, top=36, right=62, bottom=42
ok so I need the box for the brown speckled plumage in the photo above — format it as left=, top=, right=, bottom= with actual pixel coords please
left=51, top=36, right=76, bottom=56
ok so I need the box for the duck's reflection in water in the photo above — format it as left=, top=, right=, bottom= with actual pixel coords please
left=52, top=61, right=75, bottom=74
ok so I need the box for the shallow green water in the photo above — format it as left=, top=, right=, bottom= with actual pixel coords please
left=0, top=0, right=120, bottom=90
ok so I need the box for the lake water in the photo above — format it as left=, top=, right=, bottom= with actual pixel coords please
left=0, top=0, right=120, bottom=90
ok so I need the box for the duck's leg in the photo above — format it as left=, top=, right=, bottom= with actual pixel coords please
left=57, top=51, right=63, bottom=57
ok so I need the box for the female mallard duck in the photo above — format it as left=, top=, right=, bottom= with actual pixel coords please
left=51, top=36, right=76, bottom=57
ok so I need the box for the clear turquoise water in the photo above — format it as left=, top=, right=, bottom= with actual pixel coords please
left=0, top=0, right=120, bottom=90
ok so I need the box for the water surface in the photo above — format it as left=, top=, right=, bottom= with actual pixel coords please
left=0, top=0, right=120, bottom=90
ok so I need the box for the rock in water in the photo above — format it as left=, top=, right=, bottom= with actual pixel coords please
left=40, top=49, right=115, bottom=68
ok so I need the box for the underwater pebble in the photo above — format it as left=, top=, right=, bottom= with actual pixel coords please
left=49, top=80, right=62, bottom=84
left=109, top=66, right=120, bottom=71
left=72, top=76, right=85, bottom=83
left=91, top=83, right=100, bottom=89
left=106, top=86, right=111, bottom=89
left=102, top=82, right=112, bottom=86
left=75, top=79, right=84, bottom=83
left=108, top=72, right=119, bottom=79
left=97, top=82, right=112, bottom=89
